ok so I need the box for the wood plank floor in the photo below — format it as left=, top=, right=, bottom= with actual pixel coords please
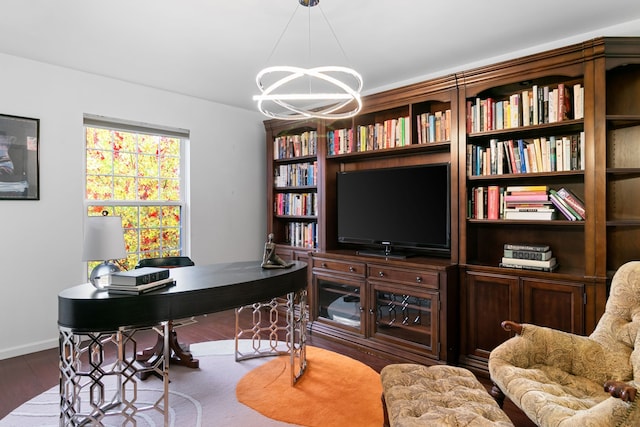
left=0, top=309, right=535, bottom=426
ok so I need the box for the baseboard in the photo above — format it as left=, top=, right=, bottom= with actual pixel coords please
left=0, top=337, right=58, bottom=360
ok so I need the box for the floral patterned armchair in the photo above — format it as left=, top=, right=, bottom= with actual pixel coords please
left=489, top=261, right=640, bottom=426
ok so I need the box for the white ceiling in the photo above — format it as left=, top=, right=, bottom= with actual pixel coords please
left=1, top=0, right=640, bottom=113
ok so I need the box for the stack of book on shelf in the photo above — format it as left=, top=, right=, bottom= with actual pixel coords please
left=500, top=243, right=558, bottom=272
left=549, top=187, right=586, bottom=221
left=106, top=267, right=175, bottom=295
left=504, top=185, right=555, bottom=220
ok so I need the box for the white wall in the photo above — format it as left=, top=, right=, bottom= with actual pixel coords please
left=0, top=53, right=267, bottom=359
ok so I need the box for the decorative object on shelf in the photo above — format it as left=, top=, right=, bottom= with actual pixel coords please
left=82, top=211, right=127, bottom=289
left=253, top=0, right=363, bottom=120
left=261, top=233, right=293, bottom=269
left=0, top=114, right=40, bottom=200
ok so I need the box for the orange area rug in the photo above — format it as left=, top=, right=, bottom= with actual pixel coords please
left=236, top=346, right=383, bottom=427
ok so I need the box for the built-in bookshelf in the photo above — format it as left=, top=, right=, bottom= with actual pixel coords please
left=268, top=126, right=320, bottom=250
left=262, top=37, right=640, bottom=376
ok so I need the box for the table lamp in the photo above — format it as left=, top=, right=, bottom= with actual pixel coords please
left=82, top=214, right=127, bottom=289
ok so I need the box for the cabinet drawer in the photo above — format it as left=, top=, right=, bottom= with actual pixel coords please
left=368, top=265, right=439, bottom=288
left=313, top=258, right=366, bottom=277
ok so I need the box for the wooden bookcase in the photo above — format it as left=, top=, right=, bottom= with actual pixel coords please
left=261, top=37, right=640, bottom=372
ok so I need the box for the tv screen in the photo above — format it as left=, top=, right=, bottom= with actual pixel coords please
left=336, top=163, right=450, bottom=257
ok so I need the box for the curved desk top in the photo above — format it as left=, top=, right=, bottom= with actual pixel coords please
left=58, top=260, right=307, bottom=332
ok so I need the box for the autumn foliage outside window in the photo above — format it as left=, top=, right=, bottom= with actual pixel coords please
left=85, top=121, right=186, bottom=272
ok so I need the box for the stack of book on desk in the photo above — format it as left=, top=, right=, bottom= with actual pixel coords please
left=106, top=267, right=175, bottom=294
left=500, top=243, right=558, bottom=272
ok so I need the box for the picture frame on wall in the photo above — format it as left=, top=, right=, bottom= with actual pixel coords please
left=0, top=114, right=40, bottom=200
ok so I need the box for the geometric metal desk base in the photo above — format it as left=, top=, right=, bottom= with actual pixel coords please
left=58, top=322, right=170, bottom=426
left=58, top=290, right=306, bottom=426
left=235, top=290, right=307, bottom=385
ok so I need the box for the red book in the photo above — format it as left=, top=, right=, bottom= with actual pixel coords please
left=487, top=186, right=500, bottom=219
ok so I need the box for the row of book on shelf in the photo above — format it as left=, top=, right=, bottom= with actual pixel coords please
left=328, top=118, right=410, bottom=155
left=467, top=132, right=585, bottom=176
left=500, top=243, right=558, bottom=272
left=274, top=192, right=317, bottom=217
left=469, top=185, right=586, bottom=221
left=274, top=161, right=317, bottom=188
left=273, top=131, right=318, bottom=160
left=466, top=82, right=584, bottom=133
left=284, top=221, right=318, bottom=249
left=326, top=108, right=451, bottom=155
left=103, top=267, right=175, bottom=295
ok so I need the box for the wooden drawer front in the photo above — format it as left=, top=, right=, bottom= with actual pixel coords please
left=368, top=265, right=439, bottom=288
left=313, top=258, right=366, bottom=276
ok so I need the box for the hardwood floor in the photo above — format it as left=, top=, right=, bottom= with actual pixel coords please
left=0, top=309, right=535, bottom=426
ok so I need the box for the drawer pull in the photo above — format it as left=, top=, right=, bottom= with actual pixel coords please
left=416, top=276, right=422, bottom=283
left=321, top=263, right=327, bottom=268
left=349, top=266, right=355, bottom=272
left=378, top=271, right=385, bottom=277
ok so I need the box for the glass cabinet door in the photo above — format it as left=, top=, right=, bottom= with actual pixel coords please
left=369, top=281, right=439, bottom=357
left=315, top=275, right=364, bottom=335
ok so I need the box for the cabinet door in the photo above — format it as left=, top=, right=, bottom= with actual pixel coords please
left=522, top=278, right=584, bottom=334
left=314, top=274, right=365, bottom=336
left=368, top=280, right=439, bottom=358
left=465, top=271, right=520, bottom=360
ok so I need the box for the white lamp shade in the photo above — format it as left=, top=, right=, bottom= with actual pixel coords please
left=82, top=216, right=127, bottom=261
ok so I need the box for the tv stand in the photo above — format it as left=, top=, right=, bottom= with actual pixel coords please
left=310, top=251, right=458, bottom=366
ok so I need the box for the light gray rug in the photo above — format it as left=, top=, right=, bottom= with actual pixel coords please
left=0, top=340, right=299, bottom=427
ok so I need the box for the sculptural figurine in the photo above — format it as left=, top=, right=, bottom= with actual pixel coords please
left=261, top=233, right=293, bottom=269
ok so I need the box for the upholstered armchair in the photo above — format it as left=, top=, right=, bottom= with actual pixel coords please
left=489, top=261, right=640, bottom=427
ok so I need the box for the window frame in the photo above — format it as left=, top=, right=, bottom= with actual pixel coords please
left=82, top=114, right=190, bottom=271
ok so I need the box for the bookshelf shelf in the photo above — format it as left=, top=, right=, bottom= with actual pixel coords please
left=326, top=140, right=451, bottom=160
left=467, top=170, right=584, bottom=181
left=467, top=218, right=584, bottom=226
left=468, top=119, right=584, bottom=140
left=274, top=185, right=317, bottom=192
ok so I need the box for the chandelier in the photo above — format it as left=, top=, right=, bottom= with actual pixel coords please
left=253, top=0, right=363, bottom=120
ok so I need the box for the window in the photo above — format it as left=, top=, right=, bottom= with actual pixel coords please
left=84, top=115, right=189, bottom=272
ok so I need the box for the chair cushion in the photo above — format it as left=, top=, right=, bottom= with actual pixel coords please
left=381, top=364, right=513, bottom=427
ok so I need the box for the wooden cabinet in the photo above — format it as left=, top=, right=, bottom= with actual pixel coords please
left=262, top=37, right=640, bottom=371
left=456, top=38, right=640, bottom=374
left=310, top=252, right=457, bottom=365
left=460, top=267, right=585, bottom=373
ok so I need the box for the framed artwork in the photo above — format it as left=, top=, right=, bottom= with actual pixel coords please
left=0, top=114, right=40, bottom=200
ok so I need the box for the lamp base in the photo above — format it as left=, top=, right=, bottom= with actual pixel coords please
left=90, top=261, right=121, bottom=290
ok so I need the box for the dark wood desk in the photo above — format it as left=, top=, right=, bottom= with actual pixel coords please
left=58, top=260, right=307, bottom=426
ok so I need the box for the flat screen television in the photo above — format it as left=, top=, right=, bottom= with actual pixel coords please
left=336, top=163, right=450, bottom=258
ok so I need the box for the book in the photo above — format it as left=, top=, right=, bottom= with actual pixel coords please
left=107, top=277, right=176, bottom=294
left=505, top=185, right=548, bottom=192
left=504, top=243, right=550, bottom=252
left=109, top=267, right=170, bottom=286
left=499, top=262, right=559, bottom=272
left=549, top=192, right=579, bottom=220
left=487, top=185, right=500, bottom=219
left=504, top=209, right=555, bottom=220
left=504, top=249, right=553, bottom=261
left=556, top=187, right=586, bottom=218
left=504, top=193, right=549, bottom=202
left=502, top=256, right=557, bottom=268
left=549, top=189, right=583, bottom=220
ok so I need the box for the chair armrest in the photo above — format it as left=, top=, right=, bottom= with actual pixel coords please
left=604, top=380, right=637, bottom=402
left=501, top=320, right=523, bottom=335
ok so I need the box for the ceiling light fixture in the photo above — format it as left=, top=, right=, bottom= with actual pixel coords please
left=253, top=0, right=363, bottom=120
